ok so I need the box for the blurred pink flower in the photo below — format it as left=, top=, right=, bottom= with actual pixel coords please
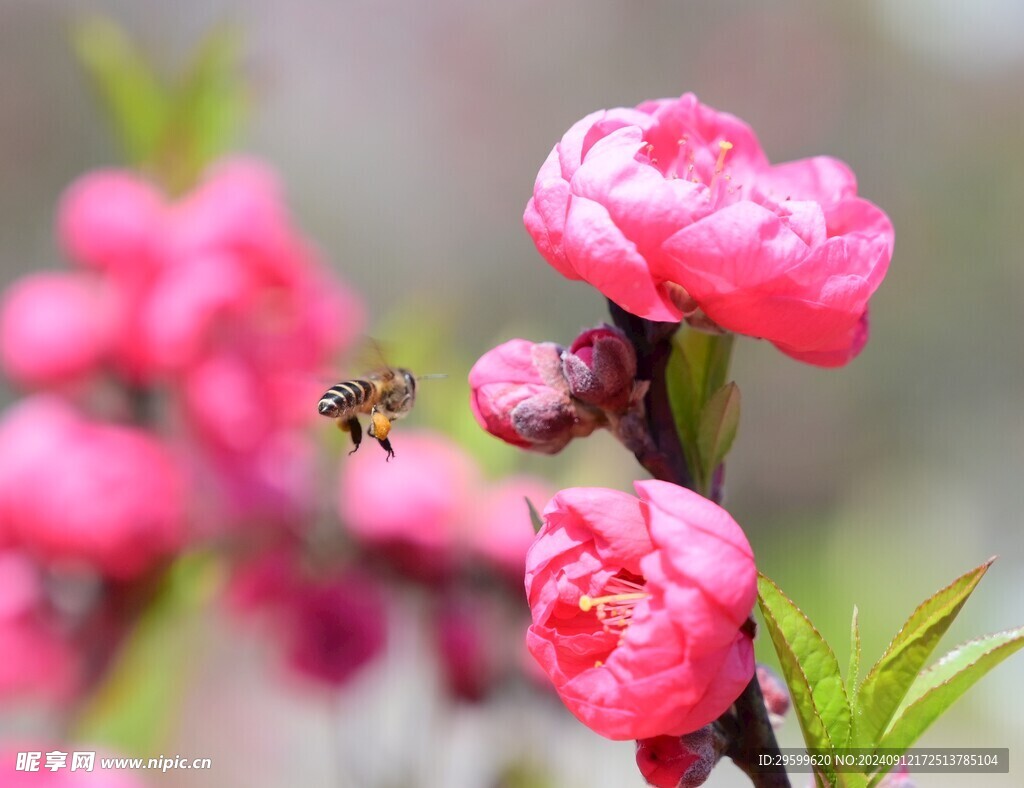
left=224, top=549, right=298, bottom=614
left=283, top=572, right=387, bottom=687
left=52, top=157, right=364, bottom=385
left=58, top=170, right=164, bottom=274
left=525, top=481, right=756, bottom=740
left=39, top=158, right=366, bottom=529
left=470, top=476, right=552, bottom=580
left=337, top=431, right=479, bottom=579
left=0, top=398, right=186, bottom=579
left=878, top=765, right=915, bottom=787
left=469, top=339, right=599, bottom=453
left=0, top=551, right=79, bottom=702
left=435, top=594, right=494, bottom=702
left=198, top=431, right=317, bottom=529
left=524, top=93, right=893, bottom=366
left=228, top=553, right=387, bottom=688
left=756, top=664, right=790, bottom=729
left=0, top=273, right=115, bottom=388
left=635, top=728, right=719, bottom=787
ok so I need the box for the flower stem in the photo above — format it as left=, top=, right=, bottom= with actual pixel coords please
left=607, top=299, right=790, bottom=788
left=724, top=675, right=791, bottom=787
left=607, top=302, right=693, bottom=489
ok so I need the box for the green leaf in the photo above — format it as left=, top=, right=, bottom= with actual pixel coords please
left=758, top=573, right=852, bottom=754
left=866, top=627, right=1024, bottom=786
left=159, top=25, right=247, bottom=192
left=526, top=497, right=544, bottom=534
left=696, top=381, right=740, bottom=485
left=665, top=330, right=735, bottom=493
left=666, top=337, right=700, bottom=448
left=853, top=558, right=993, bottom=748
left=73, top=553, right=222, bottom=754
left=72, top=17, right=170, bottom=164
left=73, top=18, right=247, bottom=193
left=847, top=606, right=861, bottom=701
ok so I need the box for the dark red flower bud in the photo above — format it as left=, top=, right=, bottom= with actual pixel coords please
left=635, top=727, right=719, bottom=787
left=561, top=325, right=637, bottom=411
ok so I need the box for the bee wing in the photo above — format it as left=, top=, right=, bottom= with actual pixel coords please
left=346, top=336, right=399, bottom=377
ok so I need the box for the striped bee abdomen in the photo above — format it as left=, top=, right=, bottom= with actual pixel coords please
left=317, top=379, right=377, bottom=418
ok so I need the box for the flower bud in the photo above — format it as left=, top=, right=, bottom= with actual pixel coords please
left=561, top=325, right=637, bottom=411
left=757, top=664, right=790, bottom=729
left=635, top=727, right=720, bottom=787
left=469, top=339, right=599, bottom=453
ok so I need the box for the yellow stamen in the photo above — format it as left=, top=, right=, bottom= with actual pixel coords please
left=709, top=140, right=733, bottom=194
left=579, top=575, right=651, bottom=640
left=580, top=591, right=649, bottom=610
left=716, top=140, right=733, bottom=169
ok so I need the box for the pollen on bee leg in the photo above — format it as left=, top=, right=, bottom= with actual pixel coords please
left=370, top=409, right=391, bottom=440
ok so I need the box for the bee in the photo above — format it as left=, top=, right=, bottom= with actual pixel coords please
left=318, top=367, right=437, bottom=460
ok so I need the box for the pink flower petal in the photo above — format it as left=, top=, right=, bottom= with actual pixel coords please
left=564, top=195, right=681, bottom=322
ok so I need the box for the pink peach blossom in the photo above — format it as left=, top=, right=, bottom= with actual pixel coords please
left=42, top=159, right=365, bottom=531
left=0, top=551, right=79, bottom=701
left=283, top=571, right=387, bottom=687
left=469, top=338, right=599, bottom=453
left=52, top=159, right=364, bottom=385
left=58, top=170, right=164, bottom=274
left=0, top=399, right=186, bottom=578
left=164, top=158, right=297, bottom=278
left=525, top=481, right=756, bottom=740
left=470, top=476, right=552, bottom=580
left=337, top=431, right=479, bottom=578
left=228, top=553, right=387, bottom=688
left=524, top=93, right=893, bottom=366
left=0, top=273, right=115, bottom=387
left=435, top=594, right=495, bottom=702
left=878, top=765, right=915, bottom=787
left=197, top=430, right=317, bottom=530
left=757, top=664, right=790, bottom=729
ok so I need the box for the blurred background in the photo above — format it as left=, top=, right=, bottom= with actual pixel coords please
left=1, top=1, right=1022, bottom=786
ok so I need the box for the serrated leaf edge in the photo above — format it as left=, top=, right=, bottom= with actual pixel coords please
left=853, top=558, right=993, bottom=745
left=847, top=605, right=861, bottom=700
left=865, top=627, right=1024, bottom=787
left=758, top=574, right=850, bottom=752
